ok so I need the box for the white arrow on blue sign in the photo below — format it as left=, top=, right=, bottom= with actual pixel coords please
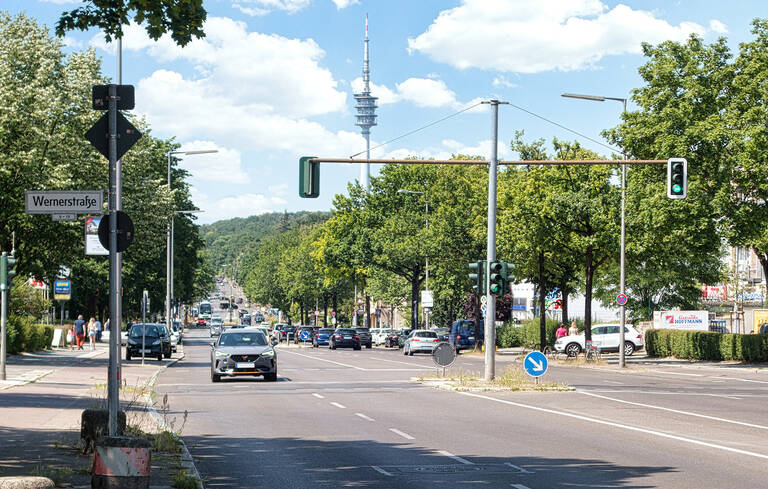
left=300, top=330, right=310, bottom=341
left=523, top=351, right=548, bottom=377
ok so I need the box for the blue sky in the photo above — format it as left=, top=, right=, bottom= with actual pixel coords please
left=5, top=0, right=764, bottom=223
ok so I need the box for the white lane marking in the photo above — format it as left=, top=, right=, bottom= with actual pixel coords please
left=389, top=428, right=415, bottom=440
left=511, top=484, right=532, bottom=489
left=279, top=350, right=365, bottom=370
left=312, top=393, right=325, bottom=399
left=77, top=350, right=103, bottom=358
left=460, top=391, right=768, bottom=461
left=708, top=394, right=742, bottom=400
left=653, top=371, right=704, bottom=377
left=603, top=380, right=623, bottom=385
left=355, top=412, right=375, bottom=421
left=505, top=462, right=533, bottom=474
left=330, top=402, right=346, bottom=409
left=438, top=450, right=473, bottom=465
left=580, top=391, right=765, bottom=429
left=717, top=376, right=768, bottom=385
left=371, top=466, right=393, bottom=476
left=369, top=356, right=431, bottom=367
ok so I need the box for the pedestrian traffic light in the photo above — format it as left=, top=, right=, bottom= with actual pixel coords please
left=667, top=158, right=687, bottom=199
left=299, top=156, right=319, bottom=198
left=468, top=260, right=484, bottom=294
left=489, top=261, right=504, bottom=295
left=0, top=252, right=16, bottom=291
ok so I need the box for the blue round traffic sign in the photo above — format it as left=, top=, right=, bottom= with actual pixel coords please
left=523, top=351, right=548, bottom=377
left=300, top=330, right=310, bottom=341
left=616, top=293, right=628, bottom=306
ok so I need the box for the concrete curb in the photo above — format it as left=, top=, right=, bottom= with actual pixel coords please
left=0, top=369, right=54, bottom=390
left=141, top=350, right=205, bottom=489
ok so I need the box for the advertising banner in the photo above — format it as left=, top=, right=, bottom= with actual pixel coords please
left=751, top=310, right=768, bottom=334
left=85, top=216, right=108, bottom=255
left=653, top=310, right=709, bottom=331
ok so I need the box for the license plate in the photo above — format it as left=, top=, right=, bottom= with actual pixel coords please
left=343, top=336, right=351, bottom=339
left=236, top=362, right=255, bottom=369
left=140, top=349, right=150, bottom=353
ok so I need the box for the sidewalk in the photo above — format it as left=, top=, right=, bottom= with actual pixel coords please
left=0, top=341, right=197, bottom=488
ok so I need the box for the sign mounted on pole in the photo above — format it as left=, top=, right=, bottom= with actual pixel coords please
left=85, top=216, right=109, bottom=256
left=523, top=351, right=548, bottom=378
left=616, top=293, right=628, bottom=306
left=25, top=190, right=103, bottom=215
left=97, top=211, right=134, bottom=253
left=53, top=280, right=72, bottom=301
left=52, top=214, right=77, bottom=222
left=85, top=111, right=141, bottom=161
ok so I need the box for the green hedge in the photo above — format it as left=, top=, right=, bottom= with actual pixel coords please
left=646, top=329, right=768, bottom=362
left=6, top=316, right=54, bottom=354
left=496, top=318, right=574, bottom=348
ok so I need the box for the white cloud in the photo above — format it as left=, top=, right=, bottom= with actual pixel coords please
left=176, top=141, right=250, bottom=184
left=38, top=0, right=78, bottom=4
left=351, top=77, right=400, bottom=104
left=709, top=19, right=728, bottom=34
left=232, top=0, right=310, bottom=16
left=191, top=188, right=288, bottom=223
left=331, top=0, right=359, bottom=8
left=62, top=36, right=84, bottom=49
left=352, top=76, right=484, bottom=110
left=408, top=0, right=707, bottom=73
left=380, top=138, right=510, bottom=161
left=267, top=184, right=290, bottom=196
left=492, top=76, right=517, bottom=89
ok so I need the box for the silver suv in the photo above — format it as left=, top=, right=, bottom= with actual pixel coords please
left=554, top=324, right=644, bottom=357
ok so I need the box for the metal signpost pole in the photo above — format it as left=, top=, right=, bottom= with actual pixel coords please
left=107, top=83, right=120, bottom=437
left=142, top=290, right=147, bottom=365
left=0, top=254, right=7, bottom=381
left=484, top=100, right=500, bottom=382
left=167, top=151, right=172, bottom=334
left=618, top=98, right=627, bottom=369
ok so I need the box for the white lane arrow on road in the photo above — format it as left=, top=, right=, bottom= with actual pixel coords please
left=527, top=357, right=544, bottom=372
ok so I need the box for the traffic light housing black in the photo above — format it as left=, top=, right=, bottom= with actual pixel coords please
left=299, top=156, right=320, bottom=198
left=0, top=252, right=16, bottom=291
left=500, top=261, right=513, bottom=295
left=667, top=158, right=687, bottom=199
left=468, top=260, right=484, bottom=294
left=489, top=261, right=504, bottom=295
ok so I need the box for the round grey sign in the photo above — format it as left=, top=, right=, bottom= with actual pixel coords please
left=432, top=342, right=457, bottom=368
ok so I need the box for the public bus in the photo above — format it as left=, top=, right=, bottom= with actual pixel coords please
left=199, top=300, right=212, bottom=319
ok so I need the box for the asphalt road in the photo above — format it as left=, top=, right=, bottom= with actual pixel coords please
left=157, top=325, right=768, bottom=488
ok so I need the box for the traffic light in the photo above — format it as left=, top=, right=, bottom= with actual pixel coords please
left=468, top=260, right=484, bottom=294
left=489, top=261, right=503, bottom=295
left=0, top=252, right=16, bottom=291
left=667, top=158, right=687, bottom=199
left=500, top=261, right=513, bottom=295
left=299, top=156, right=320, bottom=198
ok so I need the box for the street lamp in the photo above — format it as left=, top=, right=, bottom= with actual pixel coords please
left=397, top=189, right=430, bottom=328
left=166, top=149, right=217, bottom=333
left=561, top=92, right=628, bottom=368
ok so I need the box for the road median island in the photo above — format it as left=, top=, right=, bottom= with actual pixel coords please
left=413, top=364, right=573, bottom=393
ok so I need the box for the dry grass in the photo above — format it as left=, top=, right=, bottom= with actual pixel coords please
left=418, top=364, right=572, bottom=392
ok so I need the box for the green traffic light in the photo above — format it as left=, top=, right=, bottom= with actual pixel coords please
left=673, top=184, right=682, bottom=193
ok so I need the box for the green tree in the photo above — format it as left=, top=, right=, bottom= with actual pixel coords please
left=57, top=0, right=206, bottom=47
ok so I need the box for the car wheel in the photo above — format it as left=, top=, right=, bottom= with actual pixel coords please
left=125, top=350, right=131, bottom=361
left=623, top=341, right=635, bottom=356
left=566, top=343, right=582, bottom=357
left=157, top=352, right=163, bottom=361
left=264, top=372, right=277, bottom=382
left=354, top=344, right=361, bottom=350
left=164, top=351, right=171, bottom=359
left=331, top=343, right=336, bottom=350
left=408, top=348, right=414, bottom=356
left=366, top=343, right=372, bottom=349
left=403, top=345, right=408, bottom=356
left=313, top=342, right=318, bottom=348
left=211, top=371, right=221, bottom=383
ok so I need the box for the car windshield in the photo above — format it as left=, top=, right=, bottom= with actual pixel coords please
left=336, top=329, right=356, bottom=334
left=218, top=333, right=268, bottom=347
left=318, top=329, right=334, bottom=334
left=415, top=331, right=437, bottom=338
left=355, top=328, right=370, bottom=333
left=130, top=325, right=159, bottom=338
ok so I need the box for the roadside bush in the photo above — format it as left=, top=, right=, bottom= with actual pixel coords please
left=6, top=316, right=53, bottom=354
left=521, top=318, right=560, bottom=348
left=496, top=323, right=524, bottom=348
left=646, top=328, right=768, bottom=362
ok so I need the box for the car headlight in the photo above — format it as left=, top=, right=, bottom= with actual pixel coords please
left=260, top=350, right=275, bottom=358
left=151, top=340, right=161, bottom=346
left=215, top=351, right=229, bottom=358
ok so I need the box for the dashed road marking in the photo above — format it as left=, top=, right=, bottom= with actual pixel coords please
left=389, top=428, right=415, bottom=440
left=312, top=393, right=325, bottom=399
left=654, top=371, right=703, bottom=377
left=511, top=484, right=532, bottom=489
left=437, top=450, right=473, bottom=465
left=505, top=462, right=533, bottom=474
left=371, top=466, right=393, bottom=476
left=330, top=402, right=346, bottom=409
left=355, top=412, right=375, bottom=421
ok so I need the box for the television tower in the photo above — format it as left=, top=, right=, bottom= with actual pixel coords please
left=354, top=13, right=378, bottom=189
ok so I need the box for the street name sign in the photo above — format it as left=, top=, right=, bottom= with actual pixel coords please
left=523, top=351, right=548, bottom=378
left=25, top=190, right=103, bottom=214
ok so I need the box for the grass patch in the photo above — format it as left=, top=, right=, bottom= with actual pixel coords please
left=31, top=464, right=74, bottom=486
left=171, top=469, right=200, bottom=489
left=154, top=430, right=181, bottom=454
left=418, top=364, right=572, bottom=392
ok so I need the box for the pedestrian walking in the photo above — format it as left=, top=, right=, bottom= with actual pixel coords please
left=95, top=319, right=102, bottom=342
left=568, top=321, right=579, bottom=336
left=87, top=317, right=96, bottom=350
left=556, top=323, right=567, bottom=339
left=67, top=324, right=75, bottom=351
left=74, top=315, right=86, bottom=350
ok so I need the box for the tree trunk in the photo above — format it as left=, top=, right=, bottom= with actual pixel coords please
left=332, top=293, right=337, bottom=317
left=538, top=251, right=547, bottom=351
left=300, top=302, right=305, bottom=326
left=561, top=280, right=569, bottom=326
left=584, top=246, right=593, bottom=342
left=365, top=294, right=371, bottom=328
left=757, top=249, right=768, bottom=309
left=323, top=294, right=328, bottom=327
left=411, top=270, right=420, bottom=329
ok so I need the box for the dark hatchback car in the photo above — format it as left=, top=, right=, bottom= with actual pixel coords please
left=210, top=328, right=277, bottom=382
left=156, top=324, right=173, bottom=358
left=313, top=328, right=334, bottom=347
left=330, top=328, right=361, bottom=350
left=125, top=324, right=164, bottom=361
left=295, top=326, right=316, bottom=343
left=355, top=328, right=373, bottom=348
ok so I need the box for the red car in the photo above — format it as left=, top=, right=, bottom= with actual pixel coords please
left=196, top=317, right=207, bottom=327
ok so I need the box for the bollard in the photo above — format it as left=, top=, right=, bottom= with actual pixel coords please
left=92, top=436, right=151, bottom=489
left=81, top=409, right=126, bottom=454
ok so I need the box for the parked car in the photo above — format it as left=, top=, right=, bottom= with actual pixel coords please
left=554, top=324, right=645, bottom=357
left=196, top=317, right=207, bottom=327
left=355, top=328, right=373, bottom=348
left=125, top=324, right=164, bottom=361
left=101, top=328, right=128, bottom=346
left=156, top=324, right=173, bottom=358
left=277, top=325, right=297, bottom=342
left=372, top=328, right=393, bottom=345
left=397, top=329, right=412, bottom=349
left=295, top=326, right=316, bottom=343
left=313, top=328, right=334, bottom=347
left=210, top=328, right=277, bottom=382
left=450, top=320, right=477, bottom=353
left=330, top=328, right=361, bottom=350
left=431, top=327, right=450, bottom=343
left=403, top=330, right=440, bottom=355
left=383, top=330, right=402, bottom=348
